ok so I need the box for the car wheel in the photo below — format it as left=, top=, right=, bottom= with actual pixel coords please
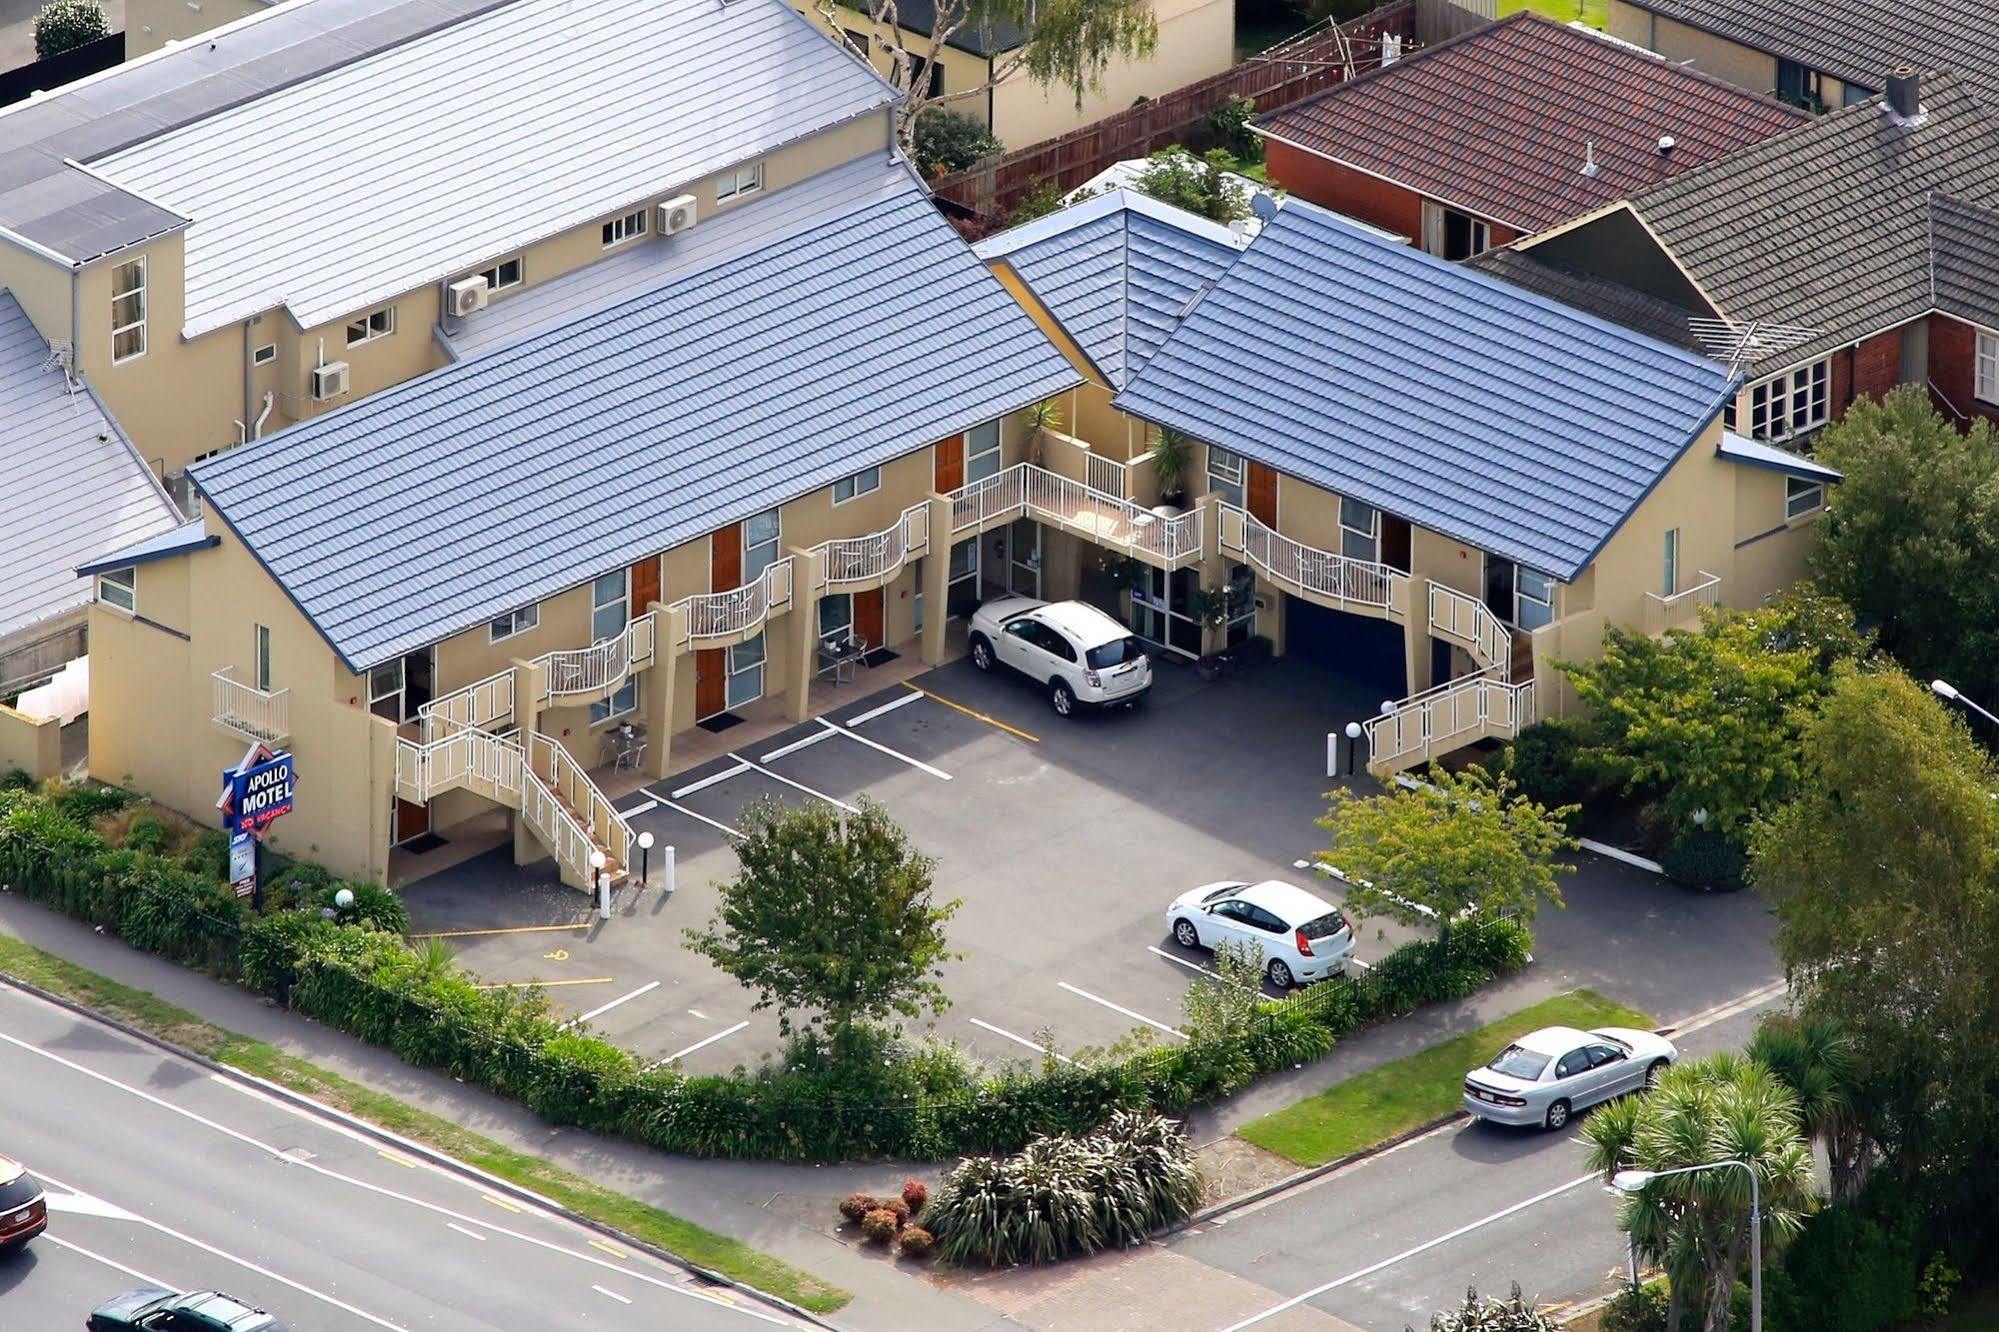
left=1173, top=918, right=1200, bottom=949
left=969, top=634, right=994, bottom=672
left=1644, top=1059, right=1668, bottom=1090
left=1544, top=1099, right=1571, bottom=1131
left=1266, top=958, right=1294, bottom=989
left=1050, top=680, right=1075, bottom=716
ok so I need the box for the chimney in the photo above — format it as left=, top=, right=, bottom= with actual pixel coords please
left=1886, top=66, right=1921, bottom=119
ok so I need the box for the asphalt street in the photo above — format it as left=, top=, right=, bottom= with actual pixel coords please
left=0, top=983, right=807, bottom=1332
left=1170, top=985, right=1789, bottom=1332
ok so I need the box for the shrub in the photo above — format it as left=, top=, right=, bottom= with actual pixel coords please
left=860, top=1208, right=900, bottom=1244
left=1502, top=720, right=1592, bottom=815
left=882, top=1196, right=911, bottom=1227
left=330, top=880, right=410, bottom=934
left=901, top=1179, right=928, bottom=1216
left=839, top=1193, right=878, bottom=1223
left=123, top=813, right=171, bottom=855
left=897, top=1225, right=934, bottom=1259
left=1426, top=1283, right=1559, bottom=1332
left=34, top=0, right=107, bottom=58
left=1596, top=1283, right=1667, bottom=1332
left=912, top=110, right=1001, bottom=177
left=1, top=769, right=33, bottom=791
left=180, top=828, right=230, bottom=882
left=1660, top=828, right=1748, bottom=892
left=1768, top=1189, right=1920, bottom=1332
left=1204, top=94, right=1261, bottom=163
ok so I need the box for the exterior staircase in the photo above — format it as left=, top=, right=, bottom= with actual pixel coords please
left=1362, top=583, right=1536, bottom=776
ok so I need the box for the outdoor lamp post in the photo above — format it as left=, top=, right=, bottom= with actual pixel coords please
left=637, top=830, right=654, bottom=886
left=334, top=887, right=355, bottom=910
left=590, top=849, right=609, bottom=921
left=1933, top=679, right=1999, bottom=729
left=1691, top=808, right=1709, bottom=828
left=1344, top=721, right=1364, bottom=777
left=1610, top=1161, right=1762, bottom=1332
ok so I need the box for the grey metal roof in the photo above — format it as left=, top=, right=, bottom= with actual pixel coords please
left=1717, top=432, right=1842, bottom=482
left=87, top=0, right=896, bottom=338
left=1615, top=0, right=1999, bottom=104
left=190, top=175, right=1081, bottom=672
left=1112, top=200, right=1735, bottom=582
left=1930, top=193, right=1999, bottom=332
left=0, top=293, right=180, bottom=640
left=0, top=0, right=505, bottom=264
left=1466, top=248, right=1704, bottom=353
left=442, top=154, right=922, bottom=362
left=75, top=520, right=217, bottom=577
left=974, top=190, right=1247, bottom=390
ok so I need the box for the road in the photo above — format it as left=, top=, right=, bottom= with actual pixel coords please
left=1170, top=984, right=1788, bottom=1332
left=0, top=983, right=806, bottom=1332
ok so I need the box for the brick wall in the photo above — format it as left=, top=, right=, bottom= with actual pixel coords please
left=1851, top=327, right=1903, bottom=404
left=1265, top=140, right=1423, bottom=239
left=1929, top=314, right=1999, bottom=428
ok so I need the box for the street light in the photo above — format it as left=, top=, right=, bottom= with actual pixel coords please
left=1610, top=1161, right=1763, bottom=1332
left=1691, top=808, right=1709, bottom=828
left=636, top=830, right=654, bottom=885
left=1933, top=679, right=1999, bottom=729
left=1344, top=721, right=1363, bottom=777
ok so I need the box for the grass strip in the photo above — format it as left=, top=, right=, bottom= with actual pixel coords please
left=1239, top=988, right=1652, bottom=1166
left=1498, top=0, right=1608, bottom=27
left=0, top=934, right=849, bottom=1313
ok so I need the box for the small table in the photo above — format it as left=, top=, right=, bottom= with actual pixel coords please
left=817, top=633, right=868, bottom=685
left=604, top=722, right=648, bottom=770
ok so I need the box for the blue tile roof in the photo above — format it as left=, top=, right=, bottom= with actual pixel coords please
left=976, top=190, right=1245, bottom=390
left=192, top=170, right=1080, bottom=671
left=1113, top=200, right=1736, bottom=581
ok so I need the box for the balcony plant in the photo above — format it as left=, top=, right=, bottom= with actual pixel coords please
left=1150, top=427, right=1193, bottom=508
left=1020, top=399, right=1063, bottom=468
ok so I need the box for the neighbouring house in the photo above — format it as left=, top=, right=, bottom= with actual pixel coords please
left=1253, top=12, right=1805, bottom=259
left=1492, top=69, right=1999, bottom=442
left=1603, top=0, right=1999, bottom=110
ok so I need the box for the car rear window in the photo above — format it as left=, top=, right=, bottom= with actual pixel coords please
left=0, top=1174, right=41, bottom=1209
left=1487, top=1045, right=1550, bottom=1079
left=1085, top=637, right=1144, bottom=670
left=1299, top=911, right=1348, bottom=940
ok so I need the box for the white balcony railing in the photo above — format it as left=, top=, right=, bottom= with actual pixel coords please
left=1219, top=504, right=1408, bottom=620
left=419, top=668, right=515, bottom=742
left=212, top=667, right=290, bottom=743
left=1363, top=672, right=1537, bottom=774
left=529, top=731, right=633, bottom=874
left=1643, top=570, right=1722, bottom=636
left=672, top=557, right=794, bottom=650
left=1085, top=450, right=1128, bottom=500
left=538, top=611, right=657, bottom=704
left=815, top=504, right=930, bottom=592
left=950, top=462, right=1203, bottom=568
left=1427, top=582, right=1513, bottom=680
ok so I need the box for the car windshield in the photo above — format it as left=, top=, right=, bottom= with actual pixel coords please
left=1592, top=1033, right=1632, bottom=1053
left=1085, top=637, right=1144, bottom=669
left=1486, top=1045, right=1550, bottom=1079
left=1299, top=911, right=1347, bottom=940
left=0, top=1174, right=40, bottom=1209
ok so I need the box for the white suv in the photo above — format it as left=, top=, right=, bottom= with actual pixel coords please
left=968, top=597, right=1152, bottom=715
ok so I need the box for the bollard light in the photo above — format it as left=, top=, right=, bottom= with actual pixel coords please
left=637, top=830, right=655, bottom=885
left=334, top=887, right=356, bottom=909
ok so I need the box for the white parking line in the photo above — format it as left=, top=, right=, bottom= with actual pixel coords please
left=731, top=752, right=859, bottom=813
left=761, top=729, right=837, bottom=762
left=45, top=1234, right=180, bottom=1291
left=642, top=790, right=744, bottom=839
left=847, top=691, right=924, bottom=725
left=969, top=1017, right=1076, bottom=1065
left=561, top=980, right=662, bottom=1030
left=1146, top=945, right=1267, bottom=995
left=651, top=1020, right=751, bottom=1068
left=672, top=762, right=748, bottom=799
left=815, top=717, right=951, bottom=780
left=593, top=1284, right=635, bottom=1305
left=621, top=798, right=659, bottom=818
left=1058, top=981, right=1187, bottom=1039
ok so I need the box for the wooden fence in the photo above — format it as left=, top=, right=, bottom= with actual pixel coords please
left=931, top=0, right=1416, bottom=224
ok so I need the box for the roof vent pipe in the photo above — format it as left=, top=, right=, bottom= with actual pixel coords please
left=1886, top=66, right=1920, bottom=119
left=1658, top=134, right=1676, bottom=155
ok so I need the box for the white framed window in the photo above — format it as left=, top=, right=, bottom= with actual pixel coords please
left=1976, top=329, right=1999, bottom=405
left=489, top=603, right=540, bottom=642
left=345, top=307, right=394, bottom=347
left=1516, top=568, right=1555, bottom=630
left=111, top=257, right=147, bottom=363
left=1744, top=358, right=1830, bottom=441
left=744, top=509, right=781, bottom=584
left=833, top=465, right=880, bottom=505
left=1662, top=528, right=1680, bottom=597
left=367, top=659, right=404, bottom=722
left=966, top=420, right=1002, bottom=483
left=590, top=571, right=628, bottom=643
left=476, top=256, right=524, bottom=292
left=715, top=163, right=763, bottom=203
left=252, top=343, right=277, bottom=367
left=590, top=677, right=639, bottom=725
left=1207, top=444, right=1245, bottom=507
left=819, top=592, right=853, bottom=640
left=98, top=567, right=136, bottom=613
left=1423, top=203, right=1490, bottom=261
left=602, top=208, right=649, bottom=248
left=1785, top=475, right=1824, bottom=520
left=1339, top=497, right=1379, bottom=562
left=254, top=624, right=273, bottom=691
left=727, top=632, right=766, bottom=708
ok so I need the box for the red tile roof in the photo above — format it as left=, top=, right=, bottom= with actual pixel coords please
left=1256, top=13, right=1807, bottom=232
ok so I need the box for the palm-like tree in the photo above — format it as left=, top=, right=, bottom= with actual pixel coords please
left=1748, top=1011, right=1869, bottom=1203
left=1582, top=1053, right=1818, bottom=1332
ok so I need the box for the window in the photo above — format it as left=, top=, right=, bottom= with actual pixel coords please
left=1339, top=497, right=1378, bottom=562
left=345, top=307, right=394, bottom=347
left=1516, top=568, right=1555, bottom=630
left=111, top=257, right=146, bottom=363
left=715, top=163, right=763, bottom=203
left=743, top=509, right=781, bottom=584
left=1786, top=475, right=1824, bottom=520
left=1554, top=1049, right=1591, bottom=1079
left=1424, top=204, right=1489, bottom=261
left=949, top=537, right=978, bottom=582
left=1207, top=444, right=1245, bottom=507
left=1662, top=528, right=1680, bottom=597
left=1775, top=58, right=1823, bottom=109
left=842, top=26, right=870, bottom=54
left=590, top=571, right=628, bottom=643
left=820, top=592, right=853, bottom=640
left=98, top=567, right=136, bottom=613
left=590, top=677, right=639, bottom=725
left=490, top=603, right=540, bottom=642
left=602, top=208, right=649, bottom=248
left=1586, top=1044, right=1626, bottom=1069
left=252, top=343, right=277, bottom=367
left=1744, top=359, right=1830, bottom=441
left=727, top=632, right=766, bottom=709
left=476, top=256, right=524, bottom=292
left=368, top=659, right=404, bottom=723
left=966, top=419, right=1002, bottom=483
left=1977, top=330, right=1999, bottom=404
left=254, top=624, right=273, bottom=691
left=833, top=465, right=880, bottom=505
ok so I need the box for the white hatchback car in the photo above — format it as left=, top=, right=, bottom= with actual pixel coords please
left=968, top=596, right=1152, bottom=715
left=1462, top=1025, right=1679, bottom=1131
left=1164, top=879, right=1356, bottom=989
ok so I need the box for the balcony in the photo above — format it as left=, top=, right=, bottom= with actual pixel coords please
left=1427, top=582, right=1514, bottom=680
left=1364, top=672, right=1537, bottom=775
left=950, top=462, right=1203, bottom=569
left=212, top=667, right=289, bottom=744
left=538, top=611, right=658, bottom=705
left=1218, top=504, right=1409, bottom=622
left=814, top=503, right=930, bottom=593
left=1644, top=571, right=1722, bottom=637
left=671, top=556, right=795, bottom=652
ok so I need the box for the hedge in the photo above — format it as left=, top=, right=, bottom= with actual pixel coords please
left=0, top=783, right=1533, bottom=1161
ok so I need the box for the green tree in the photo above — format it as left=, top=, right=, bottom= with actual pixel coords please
left=1316, top=764, right=1575, bottom=938
left=1131, top=147, right=1253, bottom=224
left=911, top=109, right=1003, bottom=177
left=685, top=797, right=960, bottom=1053
left=1747, top=1012, right=1866, bottom=1204
left=1582, top=1054, right=1817, bottom=1332
left=1560, top=587, right=1869, bottom=834
left=33, top=0, right=107, bottom=58
left=1810, top=386, right=1999, bottom=707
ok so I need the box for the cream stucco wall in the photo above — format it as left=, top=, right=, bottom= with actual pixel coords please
left=125, top=0, right=271, bottom=57
left=0, top=704, right=61, bottom=780
left=1604, top=2, right=1777, bottom=97
left=0, top=237, right=74, bottom=347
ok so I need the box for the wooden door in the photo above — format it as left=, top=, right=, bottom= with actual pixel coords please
left=695, top=647, right=726, bottom=718
left=629, top=555, right=661, bottom=611
left=1382, top=515, right=1412, bottom=572
left=1246, top=461, right=1279, bottom=527
left=711, top=523, right=742, bottom=592
left=933, top=434, right=964, bottom=493
left=394, top=797, right=430, bottom=844
left=856, top=587, right=885, bottom=649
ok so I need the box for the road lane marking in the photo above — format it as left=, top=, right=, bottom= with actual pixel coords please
left=1058, top=981, right=1187, bottom=1039
left=561, top=980, right=661, bottom=1030
left=642, top=789, right=745, bottom=839
left=594, top=1284, right=635, bottom=1304
left=1218, top=1173, right=1597, bottom=1331
left=482, top=1193, right=523, bottom=1214
left=377, top=1148, right=419, bottom=1169
left=671, top=762, right=749, bottom=799
left=969, top=1017, right=1075, bottom=1065
left=731, top=751, right=859, bottom=812
left=447, top=1222, right=487, bottom=1241
left=650, top=1020, right=751, bottom=1069
left=899, top=680, right=1039, bottom=742
left=1662, top=980, right=1788, bottom=1039
left=43, top=1187, right=140, bottom=1222
left=847, top=691, right=923, bottom=725
left=590, top=1238, right=631, bottom=1260
left=411, top=923, right=590, bottom=938
left=761, top=729, right=837, bottom=761
left=814, top=716, right=952, bottom=779
left=45, top=1234, right=179, bottom=1291
left=473, top=977, right=615, bottom=990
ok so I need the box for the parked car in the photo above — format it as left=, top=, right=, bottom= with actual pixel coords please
left=1462, top=1025, right=1678, bottom=1130
left=88, top=1289, right=282, bottom=1331
left=967, top=596, right=1151, bottom=715
left=0, top=1155, right=46, bottom=1249
left=1164, top=879, right=1355, bottom=988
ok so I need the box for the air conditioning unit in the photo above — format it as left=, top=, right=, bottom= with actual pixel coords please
left=312, top=361, right=350, bottom=401
left=658, top=194, right=698, bottom=236
left=447, top=275, right=490, bottom=317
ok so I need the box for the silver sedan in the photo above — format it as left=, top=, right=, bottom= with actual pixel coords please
left=1462, top=1025, right=1677, bottom=1130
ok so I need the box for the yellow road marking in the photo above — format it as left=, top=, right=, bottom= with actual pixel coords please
left=377, top=1149, right=418, bottom=1169
left=900, top=681, right=1039, bottom=743
left=542, top=949, right=570, bottom=961
left=589, top=1238, right=630, bottom=1259
left=471, top=977, right=615, bottom=990
left=410, top=923, right=591, bottom=938
left=481, top=1193, right=522, bottom=1214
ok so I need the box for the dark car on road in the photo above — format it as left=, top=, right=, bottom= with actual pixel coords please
left=87, top=1289, right=283, bottom=1331
left=0, top=1156, right=47, bottom=1248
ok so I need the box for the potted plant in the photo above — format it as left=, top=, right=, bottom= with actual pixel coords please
left=1189, top=586, right=1233, bottom=679
left=1151, top=427, right=1193, bottom=509
left=1020, top=399, right=1063, bottom=468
